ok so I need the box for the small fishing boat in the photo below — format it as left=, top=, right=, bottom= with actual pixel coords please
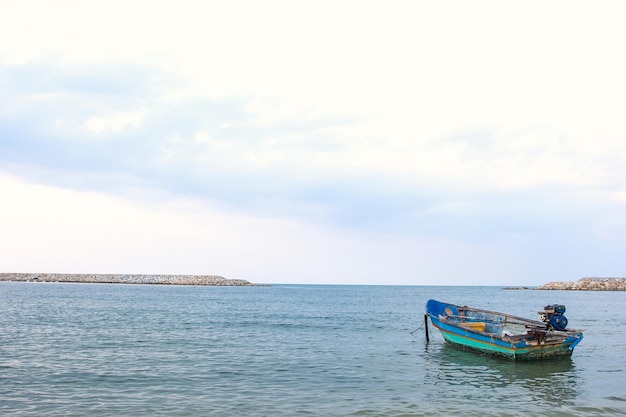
left=425, top=299, right=584, bottom=360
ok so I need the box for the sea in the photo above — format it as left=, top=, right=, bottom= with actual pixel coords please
left=1, top=282, right=625, bottom=416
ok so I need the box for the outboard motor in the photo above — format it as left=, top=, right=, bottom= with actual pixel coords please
left=539, top=304, right=568, bottom=331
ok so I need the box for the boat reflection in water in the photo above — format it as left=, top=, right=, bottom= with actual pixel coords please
left=422, top=343, right=578, bottom=406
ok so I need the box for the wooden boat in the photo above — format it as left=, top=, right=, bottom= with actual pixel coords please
left=425, top=299, right=584, bottom=360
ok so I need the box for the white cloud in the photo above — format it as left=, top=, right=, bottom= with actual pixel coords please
left=84, top=109, right=148, bottom=134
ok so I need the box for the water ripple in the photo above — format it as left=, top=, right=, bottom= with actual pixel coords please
left=1, top=283, right=625, bottom=416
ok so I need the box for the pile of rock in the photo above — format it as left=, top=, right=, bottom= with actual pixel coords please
left=536, top=277, right=626, bottom=291
left=0, top=273, right=256, bottom=286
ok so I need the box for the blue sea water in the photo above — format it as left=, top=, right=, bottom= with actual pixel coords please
left=1, top=282, right=625, bottom=416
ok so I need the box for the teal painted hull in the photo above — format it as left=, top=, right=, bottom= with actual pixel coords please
left=426, top=299, right=584, bottom=360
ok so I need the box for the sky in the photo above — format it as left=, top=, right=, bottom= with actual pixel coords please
left=1, top=1, right=625, bottom=285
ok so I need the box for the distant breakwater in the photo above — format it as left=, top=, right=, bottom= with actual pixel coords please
left=0, top=273, right=256, bottom=286
left=536, top=277, right=626, bottom=291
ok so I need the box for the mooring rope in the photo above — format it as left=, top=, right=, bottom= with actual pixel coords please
left=411, top=317, right=427, bottom=335
left=410, top=323, right=424, bottom=335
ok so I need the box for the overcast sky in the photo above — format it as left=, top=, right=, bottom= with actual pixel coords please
left=1, top=1, right=625, bottom=285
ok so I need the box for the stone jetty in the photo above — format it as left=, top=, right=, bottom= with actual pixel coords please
left=536, top=277, right=626, bottom=291
left=0, top=273, right=256, bottom=286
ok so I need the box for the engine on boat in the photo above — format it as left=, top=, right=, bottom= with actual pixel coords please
left=538, top=304, right=568, bottom=331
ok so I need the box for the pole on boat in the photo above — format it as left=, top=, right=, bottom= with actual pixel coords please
left=424, top=314, right=430, bottom=342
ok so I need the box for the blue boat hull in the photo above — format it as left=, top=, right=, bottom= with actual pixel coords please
left=426, top=299, right=583, bottom=360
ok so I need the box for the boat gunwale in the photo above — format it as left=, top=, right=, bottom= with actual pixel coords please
left=427, top=299, right=583, bottom=337
left=430, top=314, right=581, bottom=344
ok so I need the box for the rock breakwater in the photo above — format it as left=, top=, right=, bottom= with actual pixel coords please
left=0, top=273, right=256, bottom=286
left=537, top=277, right=626, bottom=291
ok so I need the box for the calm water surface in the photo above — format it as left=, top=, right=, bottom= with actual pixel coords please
left=1, top=283, right=624, bottom=416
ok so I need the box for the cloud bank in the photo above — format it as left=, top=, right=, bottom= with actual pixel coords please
left=1, top=1, right=625, bottom=284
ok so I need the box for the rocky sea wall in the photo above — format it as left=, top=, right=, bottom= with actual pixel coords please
left=0, top=273, right=256, bottom=286
left=536, top=277, right=626, bottom=291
